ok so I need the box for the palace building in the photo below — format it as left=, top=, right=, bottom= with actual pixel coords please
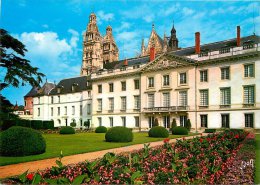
left=26, top=13, right=260, bottom=131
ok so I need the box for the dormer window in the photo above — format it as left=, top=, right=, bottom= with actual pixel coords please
left=72, top=83, right=78, bottom=92
left=57, top=88, right=61, bottom=94
left=86, top=81, right=90, bottom=87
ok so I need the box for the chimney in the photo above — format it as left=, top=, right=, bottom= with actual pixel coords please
left=124, top=58, right=128, bottom=66
left=150, top=46, right=155, bottom=61
left=237, top=26, right=241, bottom=47
left=195, top=32, right=200, bottom=54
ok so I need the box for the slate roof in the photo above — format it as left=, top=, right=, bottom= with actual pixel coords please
left=171, top=35, right=260, bottom=56
left=24, top=87, right=40, bottom=97
left=37, top=82, right=56, bottom=96
left=49, top=76, right=91, bottom=95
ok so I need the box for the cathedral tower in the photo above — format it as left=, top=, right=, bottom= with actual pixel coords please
left=103, top=25, right=119, bottom=64
left=168, top=21, right=178, bottom=50
left=81, top=13, right=103, bottom=75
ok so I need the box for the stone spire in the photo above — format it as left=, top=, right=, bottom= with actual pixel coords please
left=163, top=32, right=168, bottom=52
left=81, top=13, right=103, bottom=76
left=141, top=38, right=145, bottom=56
left=168, top=20, right=178, bottom=50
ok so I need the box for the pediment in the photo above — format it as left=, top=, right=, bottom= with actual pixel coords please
left=141, top=53, right=195, bottom=72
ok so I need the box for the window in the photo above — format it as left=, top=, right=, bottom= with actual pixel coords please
left=80, top=105, right=82, bottom=116
left=148, top=116, right=154, bottom=128
left=109, top=83, right=114, bottom=92
left=98, top=117, right=102, bottom=126
left=38, top=108, right=40, bottom=116
left=121, top=96, right=126, bottom=110
left=245, top=114, right=254, bottom=128
left=109, top=98, right=114, bottom=111
left=87, top=104, right=91, bottom=114
left=57, top=107, right=60, bottom=116
left=72, top=106, right=75, bottom=115
left=244, top=64, right=254, bottom=77
left=180, top=72, right=187, bottom=84
left=97, top=99, right=102, bottom=111
left=148, top=94, right=155, bottom=108
left=58, top=96, right=60, bottom=103
left=109, top=117, right=113, bottom=127
left=88, top=91, right=91, bottom=98
left=122, top=117, right=126, bottom=127
left=51, top=96, right=54, bottom=104
left=72, top=85, right=76, bottom=92
left=163, top=75, right=170, bottom=86
left=163, top=116, right=170, bottom=128
left=51, top=107, right=53, bottom=116
left=64, top=106, right=67, bottom=115
left=243, top=85, right=255, bottom=104
left=24, top=100, right=27, bottom=107
left=134, top=79, right=140, bottom=89
left=135, top=116, right=140, bottom=127
left=57, top=88, right=61, bottom=93
left=180, top=116, right=187, bottom=127
left=221, top=114, right=230, bottom=128
left=134, top=96, right=140, bottom=109
left=179, top=91, right=187, bottom=106
left=98, top=85, right=102, bottom=93
left=200, top=90, right=208, bottom=106
left=163, top=92, right=170, bottom=107
left=221, top=67, right=230, bottom=80
left=200, top=115, right=208, bottom=127
left=200, top=70, right=208, bottom=82
left=148, top=77, right=154, bottom=88
left=220, top=88, right=231, bottom=105
left=121, top=81, right=126, bottom=91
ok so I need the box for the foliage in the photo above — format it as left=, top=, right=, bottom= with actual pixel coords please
left=70, top=122, right=76, bottom=127
left=95, top=126, right=107, bottom=133
left=84, top=120, right=90, bottom=129
left=148, top=126, right=169, bottom=138
left=59, top=126, right=75, bottom=135
left=0, top=126, right=46, bottom=156
left=153, top=118, right=159, bottom=127
left=31, top=120, right=43, bottom=130
left=172, top=126, right=188, bottom=135
left=185, top=119, right=191, bottom=131
left=0, top=95, right=19, bottom=123
left=0, top=29, right=44, bottom=90
left=105, top=126, right=133, bottom=142
left=43, top=120, right=54, bottom=129
left=1, top=120, right=16, bottom=131
left=205, top=129, right=216, bottom=133
left=170, top=118, right=177, bottom=131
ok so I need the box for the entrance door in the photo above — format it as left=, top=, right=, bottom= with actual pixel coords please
left=180, top=116, right=187, bottom=127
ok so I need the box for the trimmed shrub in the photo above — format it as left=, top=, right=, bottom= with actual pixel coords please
left=172, top=126, right=188, bottom=135
left=43, top=120, right=54, bottom=129
left=204, top=129, right=216, bottom=133
left=148, top=126, right=169, bottom=138
left=170, top=118, right=177, bottom=131
left=84, top=120, right=90, bottom=129
left=0, top=126, right=46, bottom=156
left=153, top=118, right=159, bottom=127
left=59, top=126, right=75, bottom=134
left=70, top=122, right=76, bottom=127
left=95, top=126, right=107, bottom=133
left=31, top=120, right=43, bottom=130
left=105, top=126, right=133, bottom=142
left=185, top=119, right=191, bottom=131
left=1, top=120, right=16, bottom=130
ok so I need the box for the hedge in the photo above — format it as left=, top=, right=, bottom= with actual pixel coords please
left=148, top=126, right=169, bottom=138
left=204, top=129, right=216, bottom=133
left=31, top=120, right=43, bottom=130
left=95, top=126, right=107, bottom=133
left=60, top=126, right=75, bottom=134
left=1, top=120, right=16, bottom=131
left=43, top=120, right=54, bottom=129
left=16, top=119, right=31, bottom=128
left=172, top=126, right=188, bottom=135
left=105, top=126, right=133, bottom=142
left=0, top=126, right=46, bottom=156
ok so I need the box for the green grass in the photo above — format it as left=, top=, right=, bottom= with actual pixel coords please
left=0, top=132, right=197, bottom=166
left=255, top=134, right=260, bottom=184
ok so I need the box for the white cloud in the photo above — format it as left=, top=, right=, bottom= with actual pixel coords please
left=68, top=29, right=79, bottom=48
left=116, top=31, right=138, bottom=41
left=143, top=15, right=154, bottom=23
left=114, top=21, right=131, bottom=33
left=42, top=24, right=49, bottom=28
left=97, top=10, right=114, bottom=23
left=161, top=4, right=180, bottom=16
left=182, top=7, right=194, bottom=16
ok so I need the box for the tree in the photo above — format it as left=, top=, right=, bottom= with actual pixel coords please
left=153, top=118, right=159, bottom=127
left=84, top=120, right=90, bottom=129
left=171, top=118, right=177, bottom=131
left=0, top=95, right=19, bottom=121
left=0, top=29, right=45, bottom=90
left=186, top=119, right=192, bottom=131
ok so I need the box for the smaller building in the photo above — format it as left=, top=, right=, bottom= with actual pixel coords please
left=24, top=87, right=39, bottom=115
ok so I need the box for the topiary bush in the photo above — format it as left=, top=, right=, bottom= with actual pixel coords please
left=185, top=119, right=191, bottom=131
left=59, top=126, right=75, bottom=134
left=148, top=126, right=169, bottom=138
left=153, top=118, right=159, bottom=127
left=105, top=126, right=133, bottom=142
left=0, top=126, right=46, bottom=156
left=172, top=126, right=188, bottom=135
left=170, top=118, right=177, bottom=131
left=70, top=122, right=76, bottom=127
left=95, top=126, right=107, bottom=133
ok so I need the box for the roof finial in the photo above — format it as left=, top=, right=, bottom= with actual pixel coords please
left=152, top=23, right=155, bottom=30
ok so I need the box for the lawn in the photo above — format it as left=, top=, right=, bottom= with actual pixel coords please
left=0, top=132, right=196, bottom=166
left=255, top=134, right=260, bottom=184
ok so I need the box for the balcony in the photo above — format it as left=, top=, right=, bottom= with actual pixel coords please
left=243, top=103, right=255, bottom=108
left=143, top=106, right=189, bottom=113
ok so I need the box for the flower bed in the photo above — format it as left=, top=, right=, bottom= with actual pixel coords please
left=4, top=130, right=251, bottom=184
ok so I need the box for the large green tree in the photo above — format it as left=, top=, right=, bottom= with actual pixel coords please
left=0, top=29, right=45, bottom=90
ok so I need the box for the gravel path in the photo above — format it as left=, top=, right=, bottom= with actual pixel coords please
left=0, top=134, right=203, bottom=179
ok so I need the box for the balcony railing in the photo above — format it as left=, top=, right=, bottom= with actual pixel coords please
left=143, top=106, right=189, bottom=112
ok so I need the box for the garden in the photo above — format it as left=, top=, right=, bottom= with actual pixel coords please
left=1, top=129, right=259, bottom=184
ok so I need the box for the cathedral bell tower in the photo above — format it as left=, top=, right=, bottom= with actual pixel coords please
left=168, top=21, right=179, bottom=50
left=81, top=13, right=103, bottom=75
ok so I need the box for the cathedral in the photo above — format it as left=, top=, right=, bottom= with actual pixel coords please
left=80, top=13, right=179, bottom=75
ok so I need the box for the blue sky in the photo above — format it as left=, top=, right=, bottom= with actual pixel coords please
left=1, top=0, right=260, bottom=105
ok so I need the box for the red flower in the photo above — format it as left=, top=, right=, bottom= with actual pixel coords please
left=199, top=138, right=203, bottom=143
left=26, top=173, right=34, bottom=181
left=182, top=137, right=186, bottom=140
left=234, top=134, right=239, bottom=139
left=206, top=138, right=211, bottom=142
left=163, top=138, right=170, bottom=143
